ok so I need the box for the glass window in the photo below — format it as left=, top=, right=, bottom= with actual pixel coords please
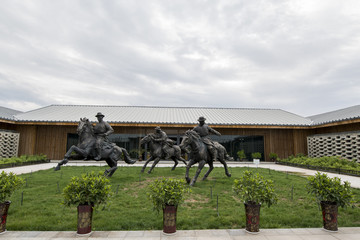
left=211, top=135, right=264, bottom=161
left=67, top=133, right=264, bottom=161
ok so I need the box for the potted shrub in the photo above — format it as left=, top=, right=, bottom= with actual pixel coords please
left=269, top=152, right=278, bottom=161
left=0, top=171, right=24, bottom=234
left=233, top=170, right=277, bottom=233
left=236, top=150, right=246, bottom=161
left=147, top=178, right=188, bottom=234
left=251, top=152, right=261, bottom=165
left=63, top=171, right=112, bottom=235
left=306, top=172, right=354, bottom=232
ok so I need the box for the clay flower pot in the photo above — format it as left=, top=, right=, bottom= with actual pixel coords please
left=0, top=201, right=11, bottom=234
left=244, top=202, right=261, bottom=233
left=77, top=204, right=93, bottom=235
left=321, top=201, right=338, bottom=232
left=163, top=205, right=177, bottom=234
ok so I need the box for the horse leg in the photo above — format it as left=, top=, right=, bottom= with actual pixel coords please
left=55, top=145, right=77, bottom=171
left=219, top=157, right=231, bottom=177
left=141, top=156, right=153, bottom=173
left=148, top=157, right=160, bottom=174
left=171, top=157, right=178, bottom=171
left=190, top=160, right=206, bottom=186
left=202, top=160, right=214, bottom=181
left=179, top=156, right=187, bottom=165
left=173, top=147, right=187, bottom=165
left=104, top=158, right=118, bottom=177
left=185, top=159, right=196, bottom=184
left=106, top=164, right=118, bottom=177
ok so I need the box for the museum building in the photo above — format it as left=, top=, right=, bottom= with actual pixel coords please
left=1, top=104, right=360, bottom=162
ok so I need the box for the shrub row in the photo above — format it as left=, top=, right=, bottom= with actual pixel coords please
left=0, top=154, right=49, bottom=168
left=278, top=155, right=360, bottom=171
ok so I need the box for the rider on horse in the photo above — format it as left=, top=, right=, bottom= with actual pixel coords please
left=93, top=112, right=114, bottom=160
left=152, top=126, right=174, bottom=160
left=192, top=116, right=221, bottom=163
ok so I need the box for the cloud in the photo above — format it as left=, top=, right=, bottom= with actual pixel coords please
left=0, top=0, right=360, bottom=116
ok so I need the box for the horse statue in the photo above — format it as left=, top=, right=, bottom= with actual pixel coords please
left=140, top=133, right=187, bottom=174
left=180, top=130, right=232, bottom=186
left=54, top=117, right=137, bottom=177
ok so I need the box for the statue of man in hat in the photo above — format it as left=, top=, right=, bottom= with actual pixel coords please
left=192, top=116, right=221, bottom=162
left=152, top=126, right=173, bottom=160
left=93, top=112, right=114, bottom=160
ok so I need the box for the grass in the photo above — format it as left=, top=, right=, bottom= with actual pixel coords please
left=5, top=166, right=360, bottom=231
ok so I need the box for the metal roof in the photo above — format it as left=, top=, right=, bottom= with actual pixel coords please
left=13, top=105, right=313, bottom=126
left=0, top=106, right=23, bottom=121
left=308, top=105, right=360, bottom=125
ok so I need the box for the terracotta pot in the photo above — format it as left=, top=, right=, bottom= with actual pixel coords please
left=163, top=205, right=177, bottom=234
left=77, top=204, right=93, bottom=235
left=0, top=201, right=11, bottom=234
left=244, top=202, right=261, bottom=233
left=320, top=201, right=338, bottom=232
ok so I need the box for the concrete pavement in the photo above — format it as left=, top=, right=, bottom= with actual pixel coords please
left=2, top=227, right=360, bottom=239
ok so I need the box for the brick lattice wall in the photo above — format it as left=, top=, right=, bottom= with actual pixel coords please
left=307, top=131, right=360, bottom=161
left=0, top=130, right=20, bottom=158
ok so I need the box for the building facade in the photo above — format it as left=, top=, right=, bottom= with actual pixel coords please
left=1, top=105, right=360, bottom=161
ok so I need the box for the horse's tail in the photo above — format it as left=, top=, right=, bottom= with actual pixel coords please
left=120, top=147, right=137, bottom=164
left=215, top=143, right=233, bottom=161
left=223, top=147, right=234, bottom=161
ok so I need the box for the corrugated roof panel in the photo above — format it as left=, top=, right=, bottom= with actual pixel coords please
left=309, top=105, right=360, bottom=125
left=12, top=105, right=313, bottom=126
left=0, top=106, right=23, bottom=121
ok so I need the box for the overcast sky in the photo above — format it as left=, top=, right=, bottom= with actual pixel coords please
left=1, top=0, right=360, bottom=117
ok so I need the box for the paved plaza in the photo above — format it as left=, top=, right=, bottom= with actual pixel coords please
left=2, top=227, right=360, bottom=240
left=1, top=160, right=360, bottom=239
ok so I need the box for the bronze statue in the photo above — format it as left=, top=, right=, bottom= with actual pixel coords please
left=93, top=112, right=114, bottom=160
left=153, top=126, right=172, bottom=160
left=180, top=117, right=232, bottom=186
left=140, top=126, right=187, bottom=174
left=192, top=116, right=221, bottom=163
left=54, top=117, right=136, bottom=177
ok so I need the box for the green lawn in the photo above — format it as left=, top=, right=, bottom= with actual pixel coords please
left=6, top=166, right=360, bottom=231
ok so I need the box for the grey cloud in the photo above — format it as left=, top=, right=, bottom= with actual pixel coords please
left=1, top=0, right=360, bottom=116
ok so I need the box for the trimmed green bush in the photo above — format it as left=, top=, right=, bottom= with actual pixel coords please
left=251, top=152, right=261, bottom=160
left=233, top=170, right=277, bottom=207
left=306, top=172, right=354, bottom=208
left=236, top=150, right=246, bottom=160
left=0, top=171, right=25, bottom=202
left=147, top=178, right=188, bottom=212
left=269, top=152, right=278, bottom=161
left=0, top=154, right=48, bottom=166
left=62, top=171, right=112, bottom=207
left=279, top=156, right=360, bottom=171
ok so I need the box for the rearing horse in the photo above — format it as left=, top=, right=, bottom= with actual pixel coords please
left=140, top=133, right=187, bottom=174
left=180, top=130, right=232, bottom=186
left=54, top=117, right=137, bottom=177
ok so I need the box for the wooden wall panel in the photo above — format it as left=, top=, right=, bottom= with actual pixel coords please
left=268, top=129, right=293, bottom=159
left=293, top=129, right=312, bottom=156
left=34, top=125, right=76, bottom=159
left=16, top=125, right=37, bottom=156
left=5, top=123, right=313, bottom=161
left=313, top=122, right=360, bottom=135
left=0, top=122, right=16, bottom=131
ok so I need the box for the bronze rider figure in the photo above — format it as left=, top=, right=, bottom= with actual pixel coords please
left=93, top=112, right=114, bottom=160
left=192, top=116, right=221, bottom=162
left=152, top=126, right=173, bottom=160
